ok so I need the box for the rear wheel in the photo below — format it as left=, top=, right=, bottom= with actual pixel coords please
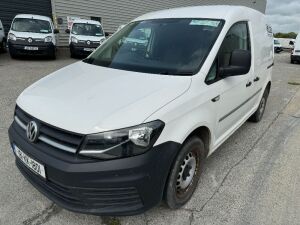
left=165, top=137, right=205, bottom=209
left=249, top=87, right=269, bottom=122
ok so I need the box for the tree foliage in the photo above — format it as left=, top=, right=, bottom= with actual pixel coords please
left=274, top=32, right=298, bottom=39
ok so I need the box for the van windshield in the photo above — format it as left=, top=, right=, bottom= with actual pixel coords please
left=11, top=18, right=52, bottom=34
left=83, top=18, right=224, bottom=75
left=72, top=23, right=104, bottom=36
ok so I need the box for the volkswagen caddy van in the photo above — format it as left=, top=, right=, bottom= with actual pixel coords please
left=7, top=14, right=59, bottom=59
left=66, top=19, right=106, bottom=57
left=9, top=6, right=273, bottom=216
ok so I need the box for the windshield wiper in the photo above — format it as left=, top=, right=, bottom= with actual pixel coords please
left=82, top=58, right=94, bottom=64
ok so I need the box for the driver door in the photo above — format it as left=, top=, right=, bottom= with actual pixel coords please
left=206, top=22, right=253, bottom=144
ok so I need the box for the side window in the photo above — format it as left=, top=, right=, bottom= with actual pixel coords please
left=219, top=22, right=250, bottom=68
left=205, top=22, right=251, bottom=84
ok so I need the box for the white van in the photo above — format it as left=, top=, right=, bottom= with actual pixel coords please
left=291, top=34, right=300, bottom=64
left=9, top=6, right=273, bottom=216
left=0, top=19, right=6, bottom=52
left=274, top=38, right=282, bottom=53
left=66, top=19, right=106, bottom=57
left=7, top=14, right=59, bottom=59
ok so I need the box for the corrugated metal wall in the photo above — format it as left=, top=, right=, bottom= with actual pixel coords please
left=51, top=0, right=267, bottom=46
left=0, top=0, right=52, bottom=35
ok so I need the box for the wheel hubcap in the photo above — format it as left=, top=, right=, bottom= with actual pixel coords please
left=176, top=152, right=197, bottom=191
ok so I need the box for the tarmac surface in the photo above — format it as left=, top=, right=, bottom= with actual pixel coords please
left=0, top=52, right=299, bottom=225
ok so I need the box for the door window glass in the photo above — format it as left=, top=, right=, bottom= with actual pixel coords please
left=205, top=22, right=250, bottom=84
left=219, top=22, right=250, bottom=67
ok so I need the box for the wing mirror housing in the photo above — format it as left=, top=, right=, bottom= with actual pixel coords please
left=65, top=29, right=70, bottom=34
left=54, top=29, right=59, bottom=34
left=219, top=49, right=251, bottom=77
left=289, top=41, right=295, bottom=46
left=105, top=32, right=110, bottom=37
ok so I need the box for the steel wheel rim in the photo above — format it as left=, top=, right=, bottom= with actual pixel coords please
left=176, top=150, right=198, bottom=197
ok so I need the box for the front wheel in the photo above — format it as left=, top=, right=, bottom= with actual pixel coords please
left=165, top=137, right=205, bottom=209
left=249, top=87, right=269, bottom=122
left=0, top=40, right=6, bottom=52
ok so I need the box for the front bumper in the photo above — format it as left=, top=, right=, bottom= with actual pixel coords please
left=70, top=43, right=99, bottom=56
left=8, top=41, right=55, bottom=56
left=274, top=47, right=282, bottom=53
left=8, top=122, right=180, bottom=216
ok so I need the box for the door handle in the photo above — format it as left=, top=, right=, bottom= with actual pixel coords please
left=211, top=95, right=220, bottom=102
left=246, top=81, right=252, bottom=87
left=254, top=77, right=260, bottom=82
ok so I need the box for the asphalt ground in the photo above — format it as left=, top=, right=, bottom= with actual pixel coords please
left=0, top=51, right=299, bottom=225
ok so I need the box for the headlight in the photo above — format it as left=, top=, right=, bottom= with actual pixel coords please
left=71, top=36, right=78, bottom=43
left=44, top=36, right=53, bottom=42
left=8, top=33, right=16, bottom=41
left=100, top=38, right=106, bottom=45
left=79, top=120, right=164, bottom=160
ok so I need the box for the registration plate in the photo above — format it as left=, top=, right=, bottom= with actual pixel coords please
left=83, top=48, right=95, bottom=52
left=24, top=46, right=39, bottom=51
left=14, top=145, right=46, bottom=179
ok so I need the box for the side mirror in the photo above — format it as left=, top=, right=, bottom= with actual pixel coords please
left=54, top=29, right=59, bottom=34
left=219, top=49, right=251, bottom=77
left=105, top=32, right=110, bottom=37
left=65, top=29, right=70, bottom=34
left=289, top=41, right=294, bottom=46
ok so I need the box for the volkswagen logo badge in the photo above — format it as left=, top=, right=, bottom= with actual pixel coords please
left=26, top=121, right=39, bottom=143
left=28, top=38, right=33, bottom=43
left=87, top=41, right=90, bottom=45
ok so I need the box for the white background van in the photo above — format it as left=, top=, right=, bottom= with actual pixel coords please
left=0, top=19, right=6, bottom=52
left=7, top=14, right=59, bottom=59
left=291, top=33, right=300, bottom=64
left=66, top=19, right=106, bottom=57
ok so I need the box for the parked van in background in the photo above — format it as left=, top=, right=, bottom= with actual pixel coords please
left=274, top=38, right=282, bottom=53
left=7, top=14, right=59, bottom=59
left=66, top=19, right=106, bottom=58
left=0, top=19, right=6, bottom=52
left=9, top=6, right=273, bottom=216
left=291, top=33, right=300, bottom=64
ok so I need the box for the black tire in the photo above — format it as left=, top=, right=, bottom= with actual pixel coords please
left=9, top=49, right=18, bottom=59
left=248, top=87, right=269, bottom=122
left=0, top=40, right=6, bottom=53
left=49, top=49, right=56, bottom=60
left=165, top=137, right=205, bottom=209
left=291, top=59, right=295, bottom=64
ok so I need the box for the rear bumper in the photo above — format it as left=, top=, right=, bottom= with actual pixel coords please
left=8, top=42, right=55, bottom=56
left=8, top=123, right=180, bottom=216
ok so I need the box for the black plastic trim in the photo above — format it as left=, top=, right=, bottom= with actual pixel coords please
left=9, top=123, right=181, bottom=216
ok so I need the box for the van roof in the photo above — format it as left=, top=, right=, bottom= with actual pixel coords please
left=72, top=19, right=101, bottom=25
left=14, top=14, right=52, bottom=22
left=134, top=5, right=262, bottom=21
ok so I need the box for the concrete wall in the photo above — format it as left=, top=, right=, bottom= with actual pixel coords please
left=51, top=0, right=267, bottom=46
